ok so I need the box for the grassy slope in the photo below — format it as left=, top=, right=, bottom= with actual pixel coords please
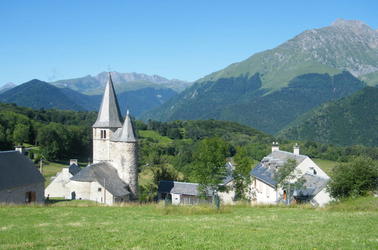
left=0, top=198, right=377, bottom=249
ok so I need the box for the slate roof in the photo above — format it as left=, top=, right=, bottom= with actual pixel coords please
left=293, top=174, right=329, bottom=198
left=68, top=163, right=81, bottom=176
left=250, top=150, right=307, bottom=187
left=222, top=161, right=234, bottom=185
left=0, top=151, right=44, bottom=191
left=111, top=110, right=137, bottom=142
left=92, top=73, right=123, bottom=128
left=158, top=181, right=213, bottom=196
left=70, top=162, right=129, bottom=197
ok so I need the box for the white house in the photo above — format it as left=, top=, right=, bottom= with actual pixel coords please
left=249, top=143, right=332, bottom=207
left=45, top=73, right=139, bottom=205
left=0, top=150, right=45, bottom=204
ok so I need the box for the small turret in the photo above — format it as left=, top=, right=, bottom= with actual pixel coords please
left=109, top=110, right=138, bottom=200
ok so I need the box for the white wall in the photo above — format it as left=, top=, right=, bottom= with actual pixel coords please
left=296, top=157, right=329, bottom=180
left=0, top=182, right=44, bottom=204
left=218, top=181, right=236, bottom=205
left=250, top=178, right=278, bottom=204
left=93, top=128, right=116, bottom=163
left=65, top=180, right=91, bottom=200
left=45, top=168, right=72, bottom=198
left=313, top=188, right=332, bottom=207
left=89, top=181, right=114, bottom=205
left=171, top=193, right=181, bottom=205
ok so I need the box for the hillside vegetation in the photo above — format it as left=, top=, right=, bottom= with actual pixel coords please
left=0, top=198, right=377, bottom=249
left=279, top=87, right=378, bottom=146
left=0, top=79, right=177, bottom=116
left=143, top=71, right=365, bottom=134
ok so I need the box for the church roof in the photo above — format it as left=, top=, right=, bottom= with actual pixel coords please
left=0, top=151, right=44, bottom=191
left=111, top=110, right=137, bottom=142
left=250, top=150, right=307, bottom=187
left=68, top=163, right=81, bottom=176
left=92, top=73, right=123, bottom=128
left=70, top=162, right=130, bottom=197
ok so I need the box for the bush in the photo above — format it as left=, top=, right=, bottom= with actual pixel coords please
left=328, top=157, right=378, bottom=199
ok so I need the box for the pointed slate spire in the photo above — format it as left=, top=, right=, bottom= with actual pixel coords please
left=113, top=110, right=137, bottom=142
left=93, top=73, right=123, bottom=128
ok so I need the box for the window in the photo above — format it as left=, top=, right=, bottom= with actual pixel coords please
left=98, top=188, right=102, bottom=192
left=100, top=130, right=107, bottom=139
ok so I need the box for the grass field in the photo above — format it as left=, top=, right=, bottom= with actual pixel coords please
left=0, top=197, right=377, bottom=249
left=313, top=158, right=339, bottom=175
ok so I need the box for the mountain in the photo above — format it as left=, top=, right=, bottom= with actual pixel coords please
left=199, top=19, right=378, bottom=89
left=278, top=87, right=378, bottom=146
left=142, top=19, right=376, bottom=133
left=0, top=80, right=85, bottom=110
left=0, top=82, right=16, bottom=94
left=51, top=71, right=191, bottom=95
left=0, top=79, right=177, bottom=116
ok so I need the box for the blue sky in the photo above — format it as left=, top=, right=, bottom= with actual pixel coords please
left=0, top=0, right=377, bottom=85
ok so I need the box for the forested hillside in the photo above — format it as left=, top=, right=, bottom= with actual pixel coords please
left=143, top=71, right=365, bottom=133
left=279, top=87, right=378, bottom=146
left=0, top=79, right=177, bottom=116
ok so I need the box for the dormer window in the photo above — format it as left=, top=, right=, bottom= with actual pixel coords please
left=100, top=130, right=107, bottom=139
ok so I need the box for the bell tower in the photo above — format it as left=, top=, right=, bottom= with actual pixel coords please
left=92, top=72, right=123, bottom=163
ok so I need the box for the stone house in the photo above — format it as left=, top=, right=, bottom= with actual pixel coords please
left=0, top=150, right=44, bottom=203
left=45, top=73, right=138, bottom=205
left=249, top=143, right=332, bottom=207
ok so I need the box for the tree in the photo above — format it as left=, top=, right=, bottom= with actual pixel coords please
left=233, top=146, right=253, bottom=200
left=13, top=124, right=30, bottom=145
left=191, top=137, right=228, bottom=194
left=274, top=159, right=305, bottom=203
left=328, top=157, right=378, bottom=199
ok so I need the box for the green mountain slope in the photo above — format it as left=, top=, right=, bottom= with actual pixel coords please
left=278, top=87, right=378, bottom=146
left=142, top=71, right=365, bottom=134
left=0, top=79, right=85, bottom=110
left=142, top=19, right=377, bottom=134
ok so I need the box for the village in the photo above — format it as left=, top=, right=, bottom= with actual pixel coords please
left=1, top=74, right=332, bottom=207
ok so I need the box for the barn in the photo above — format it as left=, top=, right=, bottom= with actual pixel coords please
left=0, top=150, right=45, bottom=203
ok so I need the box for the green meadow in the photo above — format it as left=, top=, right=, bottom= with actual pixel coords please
left=0, top=197, right=377, bottom=249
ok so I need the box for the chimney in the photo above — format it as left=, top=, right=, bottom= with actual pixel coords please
left=15, top=145, right=25, bottom=154
left=70, top=159, right=78, bottom=166
left=293, top=143, right=300, bottom=155
left=272, top=142, right=279, bottom=152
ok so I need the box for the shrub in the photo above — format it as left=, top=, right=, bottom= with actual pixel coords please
left=328, top=157, right=378, bottom=199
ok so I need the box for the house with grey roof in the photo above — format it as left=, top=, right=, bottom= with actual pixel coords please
left=47, top=73, right=139, bottom=205
left=158, top=162, right=237, bottom=205
left=0, top=150, right=44, bottom=204
left=158, top=181, right=213, bottom=205
left=249, top=143, right=332, bottom=207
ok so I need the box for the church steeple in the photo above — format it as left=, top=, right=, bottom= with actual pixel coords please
left=93, top=72, right=122, bottom=128
left=112, top=110, right=137, bottom=142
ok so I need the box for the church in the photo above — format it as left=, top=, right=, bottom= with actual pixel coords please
left=45, top=73, right=138, bottom=204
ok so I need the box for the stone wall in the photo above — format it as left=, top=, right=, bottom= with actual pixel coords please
left=109, top=141, right=138, bottom=199
left=0, top=182, right=44, bottom=204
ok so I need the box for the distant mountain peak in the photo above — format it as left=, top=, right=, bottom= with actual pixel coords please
left=331, top=19, right=367, bottom=28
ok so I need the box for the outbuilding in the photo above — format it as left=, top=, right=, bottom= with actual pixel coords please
left=0, top=150, right=45, bottom=203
